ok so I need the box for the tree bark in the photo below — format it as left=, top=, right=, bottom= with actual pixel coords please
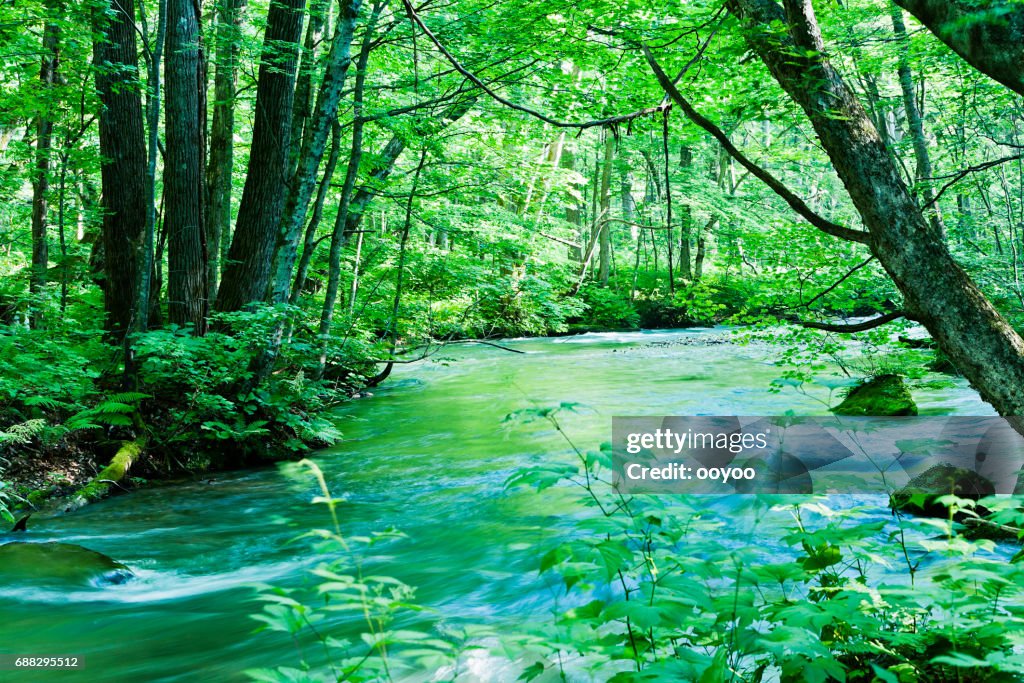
left=140, top=0, right=166, bottom=335
left=317, top=3, right=383, bottom=376
left=893, top=0, right=1024, bottom=97
left=204, top=0, right=247, bottom=303
left=288, top=0, right=329, bottom=181
left=92, top=0, right=149, bottom=340
left=290, top=119, right=342, bottom=302
left=215, top=0, right=305, bottom=313
left=724, top=0, right=1024, bottom=416
left=269, top=0, right=363, bottom=305
left=165, top=0, right=207, bottom=331
left=30, top=15, right=60, bottom=329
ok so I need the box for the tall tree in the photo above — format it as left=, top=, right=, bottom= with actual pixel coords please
left=92, top=0, right=149, bottom=339
left=316, top=1, right=384, bottom=376
left=30, top=11, right=60, bottom=329
left=890, top=3, right=944, bottom=237
left=164, top=0, right=207, bottom=331
left=268, top=0, right=364, bottom=305
left=288, top=0, right=329, bottom=180
left=215, top=0, right=306, bottom=313
left=204, top=0, right=247, bottom=302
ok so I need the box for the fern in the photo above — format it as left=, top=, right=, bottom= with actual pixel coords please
left=22, top=395, right=64, bottom=410
left=104, top=392, right=151, bottom=404
left=92, top=401, right=138, bottom=415
left=0, top=419, right=48, bottom=446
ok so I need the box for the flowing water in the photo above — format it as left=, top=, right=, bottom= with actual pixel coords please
left=0, top=329, right=996, bottom=682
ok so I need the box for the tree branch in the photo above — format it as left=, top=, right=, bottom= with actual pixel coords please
left=401, top=0, right=666, bottom=130
left=923, top=153, right=1024, bottom=209
left=643, top=45, right=871, bottom=244
left=799, top=311, right=907, bottom=333
left=800, top=255, right=875, bottom=309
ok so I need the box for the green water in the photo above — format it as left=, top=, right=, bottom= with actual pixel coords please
left=0, top=329, right=994, bottom=682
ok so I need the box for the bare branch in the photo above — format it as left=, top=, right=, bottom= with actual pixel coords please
left=923, top=153, right=1024, bottom=209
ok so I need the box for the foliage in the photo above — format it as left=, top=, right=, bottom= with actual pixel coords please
left=576, top=285, right=641, bottom=330
left=504, top=409, right=1024, bottom=682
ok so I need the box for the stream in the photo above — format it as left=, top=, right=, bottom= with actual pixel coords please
left=0, top=329, right=997, bottom=682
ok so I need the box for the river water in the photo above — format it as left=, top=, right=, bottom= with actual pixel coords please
left=0, top=329, right=995, bottom=681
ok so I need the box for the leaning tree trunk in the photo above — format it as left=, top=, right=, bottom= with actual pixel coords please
left=215, top=0, right=305, bottom=313
left=288, top=0, right=329, bottom=181
left=92, top=0, right=148, bottom=340
left=165, top=0, right=207, bottom=332
left=893, top=0, right=1024, bottom=98
left=317, top=3, right=384, bottom=377
left=269, top=0, right=364, bottom=306
left=725, top=0, right=1024, bottom=416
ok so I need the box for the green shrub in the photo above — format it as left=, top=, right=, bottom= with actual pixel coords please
left=576, top=285, right=640, bottom=329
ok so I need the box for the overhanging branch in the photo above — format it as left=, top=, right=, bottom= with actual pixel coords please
left=800, top=311, right=907, bottom=333
left=643, top=45, right=871, bottom=245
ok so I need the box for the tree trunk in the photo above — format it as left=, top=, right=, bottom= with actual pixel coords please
left=317, top=2, right=383, bottom=376
left=204, top=0, right=247, bottom=303
left=562, top=145, right=582, bottom=261
left=890, top=3, right=945, bottom=237
left=165, top=0, right=207, bottom=332
left=725, top=0, right=1024, bottom=416
left=215, top=0, right=305, bottom=313
left=598, top=132, right=614, bottom=285
left=92, top=0, right=149, bottom=340
left=893, top=0, right=1024, bottom=97
left=140, top=0, right=166, bottom=335
left=290, top=119, right=342, bottom=303
left=288, top=0, right=329, bottom=180
left=30, top=16, right=60, bottom=329
left=269, top=0, right=364, bottom=306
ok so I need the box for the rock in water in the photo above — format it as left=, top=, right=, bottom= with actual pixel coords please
left=832, top=374, right=918, bottom=416
left=0, top=542, right=134, bottom=587
left=890, top=463, right=996, bottom=518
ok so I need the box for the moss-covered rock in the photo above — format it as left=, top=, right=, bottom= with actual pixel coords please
left=0, top=541, right=134, bottom=587
left=832, top=374, right=918, bottom=416
left=890, top=463, right=996, bottom=518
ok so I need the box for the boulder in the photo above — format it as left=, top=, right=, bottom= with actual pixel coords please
left=890, top=463, right=995, bottom=518
left=832, top=374, right=917, bottom=416
left=0, top=542, right=134, bottom=587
